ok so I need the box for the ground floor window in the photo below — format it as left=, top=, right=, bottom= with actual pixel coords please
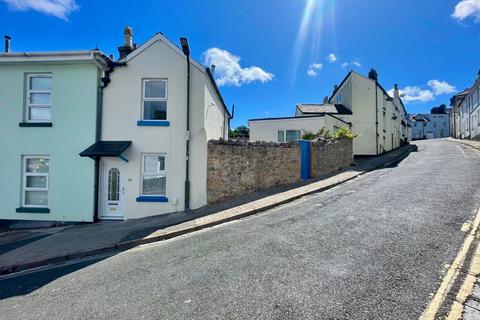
left=22, top=156, right=50, bottom=207
left=286, top=130, right=301, bottom=142
left=141, top=154, right=166, bottom=196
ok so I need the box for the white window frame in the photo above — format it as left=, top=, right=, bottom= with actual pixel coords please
left=278, top=130, right=285, bottom=143
left=26, top=73, right=52, bottom=123
left=285, top=130, right=301, bottom=142
left=140, top=153, right=167, bottom=196
left=142, top=79, right=168, bottom=121
left=22, top=155, right=50, bottom=208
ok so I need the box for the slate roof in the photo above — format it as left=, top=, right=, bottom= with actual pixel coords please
left=296, top=103, right=352, bottom=115
left=79, top=141, right=132, bottom=158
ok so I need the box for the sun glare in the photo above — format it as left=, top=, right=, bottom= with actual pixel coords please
left=290, top=0, right=335, bottom=82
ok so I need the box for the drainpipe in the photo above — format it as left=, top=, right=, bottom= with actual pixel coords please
left=180, top=37, right=191, bottom=211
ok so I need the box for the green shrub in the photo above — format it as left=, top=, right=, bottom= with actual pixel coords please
left=333, top=127, right=358, bottom=140
left=301, top=131, right=316, bottom=140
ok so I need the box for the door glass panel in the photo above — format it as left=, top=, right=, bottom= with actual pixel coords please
left=26, top=176, right=47, bottom=188
left=29, top=107, right=51, bottom=121
left=25, top=191, right=48, bottom=206
left=30, top=93, right=51, bottom=105
left=30, top=77, right=52, bottom=90
left=108, top=168, right=120, bottom=201
left=26, top=158, right=49, bottom=173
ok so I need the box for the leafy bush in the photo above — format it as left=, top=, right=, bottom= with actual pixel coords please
left=333, top=127, right=358, bottom=140
left=301, top=131, right=316, bottom=140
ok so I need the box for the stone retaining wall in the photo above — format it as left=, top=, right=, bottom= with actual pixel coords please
left=207, top=138, right=353, bottom=204
left=311, top=139, right=353, bottom=177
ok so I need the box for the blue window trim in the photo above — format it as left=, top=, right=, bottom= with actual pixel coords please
left=137, top=120, right=170, bottom=127
left=136, top=196, right=168, bottom=203
left=16, top=207, right=50, bottom=213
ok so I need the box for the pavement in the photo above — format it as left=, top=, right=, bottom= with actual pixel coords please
left=0, top=139, right=479, bottom=319
left=446, top=138, right=480, bottom=320
left=0, top=143, right=416, bottom=276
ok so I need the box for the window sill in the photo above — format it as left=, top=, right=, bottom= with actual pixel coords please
left=136, top=196, right=168, bottom=203
left=137, top=120, right=170, bottom=127
left=19, top=122, right=53, bottom=127
left=16, top=207, right=50, bottom=213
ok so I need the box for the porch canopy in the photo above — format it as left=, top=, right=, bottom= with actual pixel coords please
left=80, top=141, right=132, bottom=162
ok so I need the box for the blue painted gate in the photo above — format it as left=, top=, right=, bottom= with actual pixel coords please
left=299, top=140, right=311, bottom=180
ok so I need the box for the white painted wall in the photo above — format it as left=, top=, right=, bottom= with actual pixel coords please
left=249, top=117, right=326, bottom=142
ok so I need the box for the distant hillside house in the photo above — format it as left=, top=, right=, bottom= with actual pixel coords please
left=408, top=113, right=451, bottom=140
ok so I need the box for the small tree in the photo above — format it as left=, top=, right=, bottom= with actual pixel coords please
left=229, top=125, right=250, bottom=139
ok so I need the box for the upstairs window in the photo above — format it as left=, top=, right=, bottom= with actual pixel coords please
left=26, top=74, right=52, bottom=122
left=142, top=79, right=167, bottom=120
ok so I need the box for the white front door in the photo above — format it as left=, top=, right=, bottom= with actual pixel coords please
left=100, top=161, right=125, bottom=219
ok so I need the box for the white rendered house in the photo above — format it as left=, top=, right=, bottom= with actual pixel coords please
left=249, top=70, right=408, bottom=156
left=81, top=28, right=231, bottom=220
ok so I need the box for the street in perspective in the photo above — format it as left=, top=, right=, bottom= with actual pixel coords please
left=1, top=1, right=480, bottom=319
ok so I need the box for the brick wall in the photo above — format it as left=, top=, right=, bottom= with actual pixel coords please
left=206, top=138, right=353, bottom=203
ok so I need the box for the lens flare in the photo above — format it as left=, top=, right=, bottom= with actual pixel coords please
left=290, top=0, right=335, bottom=82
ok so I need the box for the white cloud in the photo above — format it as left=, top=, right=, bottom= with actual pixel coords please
left=202, top=48, right=274, bottom=87
left=351, top=59, right=362, bottom=67
left=388, top=86, right=435, bottom=103
left=452, top=0, right=480, bottom=22
left=307, top=63, right=323, bottom=77
left=326, top=53, right=338, bottom=63
left=427, top=80, right=457, bottom=95
left=341, top=59, right=362, bottom=69
left=1, top=0, right=79, bottom=20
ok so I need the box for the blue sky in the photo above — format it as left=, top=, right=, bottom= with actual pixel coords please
left=1, top=0, right=480, bottom=127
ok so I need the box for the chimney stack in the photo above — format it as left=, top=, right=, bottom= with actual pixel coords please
left=118, top=26, right=134, bottom=60
left=368, top=68, right=378, bottom=82
left=393, top=84, right=399, bottom=99
left=333, top=84, right=338, bottom=93
left=211, top=64, right=216, bottom=76
left=4, top=35, right=11, bottom=53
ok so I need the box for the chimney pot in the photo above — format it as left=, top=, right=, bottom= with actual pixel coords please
left=124, top=26, right=133, bottom=48
left=118, top=26, right=134, bottom=60
left=4, top=35, right=11, bottom=53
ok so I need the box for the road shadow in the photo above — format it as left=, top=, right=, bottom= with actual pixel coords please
left=0, top=257, right=104, bottom=300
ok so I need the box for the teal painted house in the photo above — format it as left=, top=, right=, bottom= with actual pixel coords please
left=0, top=50, right=109, bottom=223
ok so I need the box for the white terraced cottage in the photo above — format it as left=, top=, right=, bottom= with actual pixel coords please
left=80, top=27, right=231, bottom=220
